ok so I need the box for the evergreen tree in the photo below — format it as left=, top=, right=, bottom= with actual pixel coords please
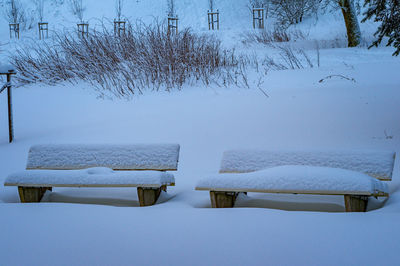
left=362, top=0, right=400, bottom=55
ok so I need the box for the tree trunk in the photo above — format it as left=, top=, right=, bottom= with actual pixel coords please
left=339, top=0, right=361, bottom=47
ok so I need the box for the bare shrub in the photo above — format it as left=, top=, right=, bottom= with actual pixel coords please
left=248, top=0, right=270, bottom=11
left=264, top=45, right=315, bottom=70
left=11, top=22, right=242, bottom=97
left=208, top=0, right=215, bottom=11
left=270, top=0, right=321, bottom=28
left=243, top=28, right=307, bottom=44
left=4, top=0, right=25, bottom=24
left=167, top=0, right=175, bottom=16
left=247, top=0, right=270, bottom=20
left=115, top=0, right=124, bottom=20
left=34, top=0, right=45, bottom=22
left=3, top=0, right=35, bottom=30
left=69, top=0, right=85, bottom=22
left=251, top=0, right=268, bottom=6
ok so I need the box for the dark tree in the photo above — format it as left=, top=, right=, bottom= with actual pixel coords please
left=362, top=0, right=400, bottom=55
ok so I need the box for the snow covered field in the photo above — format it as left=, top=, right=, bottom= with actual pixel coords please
left=1, top=0, right=400, bottom=265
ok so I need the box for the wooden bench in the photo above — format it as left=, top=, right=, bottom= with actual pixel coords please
left=4, top=144, right=180, bottom=206
left=195, top=150, right=395, bottom=212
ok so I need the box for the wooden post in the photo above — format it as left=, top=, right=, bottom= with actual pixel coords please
left=217, top=11, right=219, bottom=30
left=114, top=20, right=126, bottom=37
left=9, top=23, right=20, bottom=39
left=77, top=23, right=89, bottom=38
left=210, top=191, right=238, bottom=208
left=18, top=187, right=52, bottom=203
left=1, top=69, right=16, bottom=143
left=168, top=16, right=178, bottom=35
left=252, top=6, right=265, bottom=29
left=208, top=10, right=219, bottom=30
left=208, top=11, right=210, bottom=30
left=7, top=73, right=13, bottom=143
left=38, top=22, right=49, bottom=40
left=344, top=195, right=369, bottom=212
left=137, top=187, right=162, bottom=206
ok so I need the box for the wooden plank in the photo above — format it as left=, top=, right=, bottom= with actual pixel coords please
left=5, top=182, right=174, bottom=188
left=25, top=167, right=177, bottom=171
left=195, top=186, right=388, bottom=198
left=219, top=170, right=393, bottom=182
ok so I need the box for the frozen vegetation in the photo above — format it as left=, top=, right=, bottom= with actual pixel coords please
left=0, top=0, right=399, bottom=265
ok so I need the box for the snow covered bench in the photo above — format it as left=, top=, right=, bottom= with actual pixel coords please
left=195, top=150, right=395, bottom=212
left=4, top=144, right=180, bottom=206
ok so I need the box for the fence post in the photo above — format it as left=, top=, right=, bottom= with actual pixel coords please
left=252, top=6, right=265, bottom=29
left=77, top=23, right=89, bottom=38
left=208, top=10, right=220, bottom=31
left=9, top=23, right=20, bottom=39
left=168, top=16, right=178, bottom=35
left=1, top=68, right=16, bottom=143
left=114, top=20, right=126, bottom=37
left=7, top=73, right=13, bottom=143
left=38, top=22, right=49, bottom=40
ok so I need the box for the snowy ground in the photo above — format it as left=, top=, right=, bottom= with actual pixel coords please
left=1, top=0, right=400, bottom=265
left=1, top=46, right=399, bottom=265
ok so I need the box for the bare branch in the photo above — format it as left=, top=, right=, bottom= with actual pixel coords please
left=319, top=74, right=356, bottom=83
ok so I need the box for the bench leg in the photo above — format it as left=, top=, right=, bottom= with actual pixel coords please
left=344, top=195, right=369, bottom=212
left=18, top=187, right=52, bottom=203
left=137, top=187, right=162, bottom=207
left=210, top=191, right=238, bottom=208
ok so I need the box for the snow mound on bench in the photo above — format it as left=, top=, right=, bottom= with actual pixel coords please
left=26, top=144, right=180, bottom=170
left=220, top=150, right=395, bottom=180
left=5, top=167, right=174, bottom=187
left=197, top=166, right=389, bottom=195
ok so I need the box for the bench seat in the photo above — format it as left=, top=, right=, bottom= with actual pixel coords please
left=5, top=167, right=175, bottom=188
left=196, top=165, right=388, bottom=197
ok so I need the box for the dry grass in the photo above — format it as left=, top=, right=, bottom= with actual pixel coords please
left=11, top=22, right=240, bottom=97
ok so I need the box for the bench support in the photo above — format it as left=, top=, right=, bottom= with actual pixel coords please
left=18, top=186, right=52, bottom=203
left=344, top=195, right=369, bottom=212
left=137, top=186, right=165, bottom=207
left=210, top=191, right=239, bottom=208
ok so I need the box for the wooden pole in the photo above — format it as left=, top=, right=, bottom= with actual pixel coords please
left=217, top=11, right=219, bottom=30
left=208, top=12, right=210, bottom=30
left=7, top=73, right=13, bottom=143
